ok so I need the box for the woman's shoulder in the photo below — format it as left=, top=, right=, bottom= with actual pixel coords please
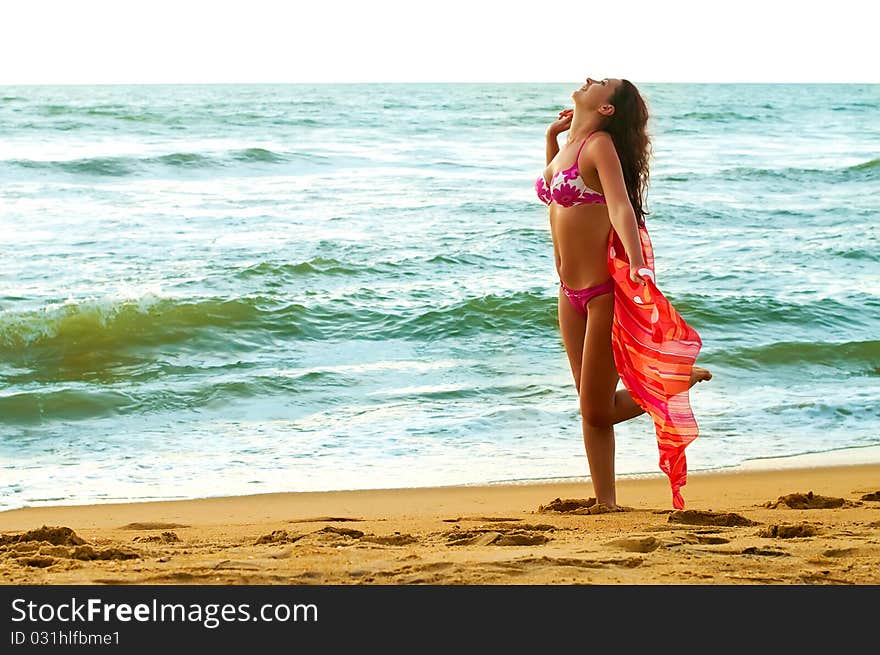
left=583, top=130, right=615, bottom=152
left=586, top=129, right=612, bottom=142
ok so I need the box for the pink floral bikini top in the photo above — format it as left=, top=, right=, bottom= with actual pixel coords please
left=535, top=131, right=607, bottom=207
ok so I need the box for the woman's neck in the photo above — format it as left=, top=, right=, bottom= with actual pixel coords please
left=566, top=110, right=604, bottom=145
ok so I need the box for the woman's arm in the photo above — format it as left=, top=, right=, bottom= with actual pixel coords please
left=545, top=132, right=560, bottom=165
left=590, top=133, right=646, bottom=269
left=545, top=108, right=571, bottom=165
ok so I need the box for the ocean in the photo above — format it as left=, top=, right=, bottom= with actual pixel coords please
left=1, top=82, right=878, bottom=511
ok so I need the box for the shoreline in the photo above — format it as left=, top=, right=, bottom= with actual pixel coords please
left=2, top=460, right=878, bottom=584
left=480, top=443, right=880, bottom=488
left=5, top=443, right=880, bottom=514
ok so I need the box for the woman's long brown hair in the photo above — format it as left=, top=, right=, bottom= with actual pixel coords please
left=604, top=79, right=652, bottom=228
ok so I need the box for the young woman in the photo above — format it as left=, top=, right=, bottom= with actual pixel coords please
left=536, top=77, right=712, bottom=510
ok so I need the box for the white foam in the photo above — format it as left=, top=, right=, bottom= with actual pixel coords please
left=733, top=444, right=880, bottom=471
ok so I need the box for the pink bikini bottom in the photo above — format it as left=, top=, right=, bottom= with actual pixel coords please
left=559, top=277, right=615, bottom=317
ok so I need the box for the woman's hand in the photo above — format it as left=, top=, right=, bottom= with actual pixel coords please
left=629, top=265, right=652, bottom=287
left=546, top=108, right=573, bottom=138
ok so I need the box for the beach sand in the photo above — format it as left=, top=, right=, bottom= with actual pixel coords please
left=2, top=463, right=879, bottom=585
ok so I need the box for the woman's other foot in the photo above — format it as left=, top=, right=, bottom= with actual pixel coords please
left=689, top=366, right=713, bottom=388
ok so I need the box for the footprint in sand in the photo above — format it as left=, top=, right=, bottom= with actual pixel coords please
left=763, top=491, right=857, bottom=509
left=317, top=526, right=364, bottom=539
left=682, top=533, right=731, bottom=545
left=495, top=532, right=551, bottom=546
left=212, top=559, right=263, bottom=571
left=14, top=556, right=58, bottom=568
left=132, top=531, right=180, bottom=543
left=741, top=546, right=789, bottom=557
left=758, top=523, right=821, bottom=539
left=69, top=545, right=140, bottom=561
left=257, top=526, right=418, bottom=548
left=538, top=497, right=596, bottom=512
left=12, top=544, right=139, bottom=566
left=360, top=534, right=419, bottom=546
left=254, top=530, right=304, bottom=545
left=538, top=497, right=630, bottom=515
left=668, top=510, right=758, bottom=527
left=445, top=528, right=551, bottom=547
left=274, top=526, right=365, bottom=548
left=604, top=536, right=661, bottom=553
left=516, top=555, right=643, bottom=569
left=821, top=547, right=860, bottom=558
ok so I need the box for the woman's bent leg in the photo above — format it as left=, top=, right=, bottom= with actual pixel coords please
left=613, top=388, right=646, bottom=424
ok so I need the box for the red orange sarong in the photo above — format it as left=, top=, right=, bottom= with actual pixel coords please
left=607, top=223, right=703, bottom=509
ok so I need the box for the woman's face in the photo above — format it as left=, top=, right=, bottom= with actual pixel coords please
left=572, top=77, right=621, bottom=108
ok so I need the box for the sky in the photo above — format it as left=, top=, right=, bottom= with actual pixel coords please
left=1, top=0, right=876, bottom=85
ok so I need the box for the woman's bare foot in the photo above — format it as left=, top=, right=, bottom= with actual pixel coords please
left=590, top=503, right=631, bottom=514
left=689, top=366, right=713, bottom=388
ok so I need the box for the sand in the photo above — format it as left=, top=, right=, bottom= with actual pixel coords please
left=1, top=463, right=879, bottom=585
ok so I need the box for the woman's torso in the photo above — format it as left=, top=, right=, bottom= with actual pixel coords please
left=537, top=131, right=613, bottom=289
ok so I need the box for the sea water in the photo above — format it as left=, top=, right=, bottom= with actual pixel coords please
left=1, top=82, right=878, bottom=510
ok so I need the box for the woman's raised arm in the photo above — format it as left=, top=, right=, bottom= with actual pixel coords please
left=545, top=108, right=572, bottom=165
